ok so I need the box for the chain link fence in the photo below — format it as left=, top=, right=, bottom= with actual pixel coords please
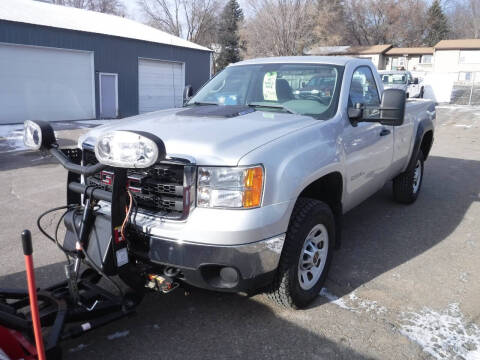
left=450, top=72, right=480, bottom=105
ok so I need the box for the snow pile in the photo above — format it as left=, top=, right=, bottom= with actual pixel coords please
left=400, top=303, right=480, bottom=360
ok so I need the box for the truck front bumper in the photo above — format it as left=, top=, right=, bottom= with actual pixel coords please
left=147, top=234, right=285, bottom=292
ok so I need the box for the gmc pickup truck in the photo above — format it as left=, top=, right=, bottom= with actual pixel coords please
left=25, top=56, right=436, bottom=309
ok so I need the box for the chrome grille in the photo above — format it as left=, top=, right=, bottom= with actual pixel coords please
left=82, top=149, right=195, bottom=219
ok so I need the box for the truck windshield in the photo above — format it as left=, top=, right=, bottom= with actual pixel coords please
left=188, top=63, right=344, bottom=120
left=382, top=74, right=407, bottom=85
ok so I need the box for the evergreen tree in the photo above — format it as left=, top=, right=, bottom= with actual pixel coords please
left=216, top=0, right=244, bottom=71
left=424, top=0, right=449, bottom=46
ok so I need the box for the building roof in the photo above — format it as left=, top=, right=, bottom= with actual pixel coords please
left=386, top=47, right=434, bottom=55
left=340, top=44, right=392, bottom=55
left=0, top=0, right=211, bottom=52
left=435, top=39, right=480, bottom=50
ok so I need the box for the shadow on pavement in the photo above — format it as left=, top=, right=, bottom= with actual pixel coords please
left=1, top=155, right=478, bottom=358
left=0, top=263, right=370, bottom=360
left=319, top=155, right=480, bottom=299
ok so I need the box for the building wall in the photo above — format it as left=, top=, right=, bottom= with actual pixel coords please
left=385, top=55, right=433, bottom=72
left=354, top=54, right=385, bottom=69
left=0, top=20, right=211, bottom=119
left=434, top=50, right=480, bottom=73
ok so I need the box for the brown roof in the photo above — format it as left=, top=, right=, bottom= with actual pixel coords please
left=435, top=39, right=480, bottom=50
left=386, top=47, right=434, bottom=55
left=341, top=44, right=392, bottom=55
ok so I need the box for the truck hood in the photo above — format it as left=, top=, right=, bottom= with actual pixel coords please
left=79, top=106, right=318, bottom=165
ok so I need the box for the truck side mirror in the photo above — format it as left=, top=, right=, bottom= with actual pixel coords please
left=358, top=89, right=406, bottom=126
left=183, top=85, right=194, bottom=102
left=348, top=103, right=363, bottom=121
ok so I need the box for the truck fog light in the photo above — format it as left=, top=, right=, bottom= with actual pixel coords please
left=219, top=267, right=239, bottom=284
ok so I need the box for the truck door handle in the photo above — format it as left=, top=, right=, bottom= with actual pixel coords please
left=380, top=128, right=391, bottom=136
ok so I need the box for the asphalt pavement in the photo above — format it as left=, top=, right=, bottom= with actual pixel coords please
left=0, top=106, right=479, bottom=359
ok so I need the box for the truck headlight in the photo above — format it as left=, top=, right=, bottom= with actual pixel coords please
left=95, top=130, right=166, bottom=168
left=197, top=166, right=264, bottom=209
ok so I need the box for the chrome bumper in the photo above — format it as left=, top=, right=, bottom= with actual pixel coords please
left=147, top=234, right=285, bottom=291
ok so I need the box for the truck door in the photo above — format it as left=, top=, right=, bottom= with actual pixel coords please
left=343, top=66, right=394, bottom=212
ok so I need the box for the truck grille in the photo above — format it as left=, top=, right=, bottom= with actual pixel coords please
left=83, top=149, right=195, bottom=220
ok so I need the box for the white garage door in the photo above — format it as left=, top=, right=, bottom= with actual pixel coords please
left=0, top=44, right=95, bottom=124
left=138, top=59, right=184, bottom=113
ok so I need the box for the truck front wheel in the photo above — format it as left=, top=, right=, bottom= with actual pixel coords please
left=267, top=198, right=334, bottom=309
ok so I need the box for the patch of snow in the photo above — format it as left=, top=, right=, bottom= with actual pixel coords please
left=0, top=126, right=26, bottom=152
left=348, top=292, right=387, bottom=315
left=400, top=303, right=480, bottom=360
left=319, top=288, right=353, bottom=311
left=319, top=288, right=386, bottom=315
left=455, top=124, right=473, bottom=128
left=0, top=125, right=22, bottom=139
left=107, top=330, right=130, bottom=340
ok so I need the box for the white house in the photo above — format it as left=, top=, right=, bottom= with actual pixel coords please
left=434, top=39, right=480, bottom=82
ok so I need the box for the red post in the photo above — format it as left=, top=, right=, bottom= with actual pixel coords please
left=22, top=230, right=46, bottom=360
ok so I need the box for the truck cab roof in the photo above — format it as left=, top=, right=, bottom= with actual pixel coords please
left=230, top=56, right=373, bottom=67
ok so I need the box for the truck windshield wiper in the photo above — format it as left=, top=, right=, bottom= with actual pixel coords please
left=247, top=102, right=297, bottom=114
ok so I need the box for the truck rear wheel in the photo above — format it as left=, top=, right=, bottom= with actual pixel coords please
left=267, top=198, right=334, bottom=309
left=393, top=150, right=424, bottom=204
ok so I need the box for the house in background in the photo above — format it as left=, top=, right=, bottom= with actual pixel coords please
left=0, top=0, right=212, bottom=125
left=434, top=39, right=480, bottom=81
left=384, top=47, right=434, bottom=72
left=336, top=45, right=392, bottom=69
left=433, top=39, right=480, bottom=104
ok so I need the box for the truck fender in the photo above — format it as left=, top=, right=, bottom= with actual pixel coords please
left=406, top=117, right=434, bottom=172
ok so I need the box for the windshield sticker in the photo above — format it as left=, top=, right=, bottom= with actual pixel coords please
left=263, top=72, right=278, bottom=101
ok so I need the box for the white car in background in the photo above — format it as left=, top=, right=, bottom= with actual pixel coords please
left=379, top=70, right=424, bottom=98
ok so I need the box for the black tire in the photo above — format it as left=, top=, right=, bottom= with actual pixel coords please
left=393, top=150, right=424, bottom=204
left=266, top=198, right=335, bottom=309
left=419, top=87, right=424, bottom=98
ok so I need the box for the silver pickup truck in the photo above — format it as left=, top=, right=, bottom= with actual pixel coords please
left=379, top=70, right=424, bottom=98
left=49, top=56, right=434, bottom=309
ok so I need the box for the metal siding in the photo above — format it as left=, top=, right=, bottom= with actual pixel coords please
left=0, top=20, right=211, bottom=119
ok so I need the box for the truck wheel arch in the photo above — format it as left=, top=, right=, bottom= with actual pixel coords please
left=407, top=118, right=434, bottom=172
left=295, top=172, right=343, bottom=249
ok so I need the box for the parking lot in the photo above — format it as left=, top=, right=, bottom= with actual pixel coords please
left=0, top=106, right=479, bottom=359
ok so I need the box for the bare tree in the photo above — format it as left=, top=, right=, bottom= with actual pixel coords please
left=449, top=0, right=480, bottom=38
left=341, top=0, right=428, bottom=46
left=138, top=0, right=219, bottom=46
left=241, top=0, right=317, bottom=57
left=312, top=0, right=347, bottom=46
left=52, top=0, right=126, bottom=16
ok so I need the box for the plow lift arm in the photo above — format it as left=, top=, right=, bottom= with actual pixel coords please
left=0, top=121, right=166, bottom=359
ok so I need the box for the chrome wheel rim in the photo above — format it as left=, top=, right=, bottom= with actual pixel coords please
left=413, top=160, right=422, bottom=193
left=298, top=224, right=329, bottom=290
